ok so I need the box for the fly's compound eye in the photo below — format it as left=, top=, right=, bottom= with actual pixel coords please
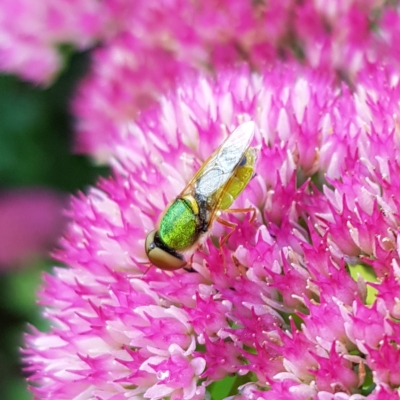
left=145, top=230, right=187, bottom=271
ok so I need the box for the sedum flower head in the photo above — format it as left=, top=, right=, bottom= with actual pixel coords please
left=0, top=0, right=109, bottom=83
left=71, top=0, right=400, bottom=157
left=25, top=63, right=400, bottom=398
left=3, top=0, right=400, bottom=99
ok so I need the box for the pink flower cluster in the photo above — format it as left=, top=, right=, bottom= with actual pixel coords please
left=71, top=0, right=400, bottom=157
left=0, top=0, right=110, bottom=83
left=3, top=0, right=400, bottom=151
left=25, top=63, right=400, bottom=398
left=5, top=0, right=400, bottom=82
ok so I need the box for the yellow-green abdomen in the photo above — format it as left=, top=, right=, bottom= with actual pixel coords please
left=158, top=198, right=199, bottom=250
left=218, top=147, right=257, bottom=210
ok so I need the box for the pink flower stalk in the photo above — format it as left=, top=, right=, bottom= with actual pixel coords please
left=0, top=188, right=67, bottom=270
left=25, top=63, right=400, bottom=398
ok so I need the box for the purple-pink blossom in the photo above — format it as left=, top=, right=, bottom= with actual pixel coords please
left=4, top=0, right=400, bottom=155
left=0, top=0, right=108, bottom=83
left=71, top=0, right=400, bottom=158
left=24, top=62, right=400, bottom=398
left=0, top=189, right=67, bottom=269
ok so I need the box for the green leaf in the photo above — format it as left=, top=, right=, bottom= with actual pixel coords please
left=348, top=263, right=378, bottom=305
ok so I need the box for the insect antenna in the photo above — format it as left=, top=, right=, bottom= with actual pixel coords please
left=142, top=264, right=153, bottom=277
left=130, top=255, right=154, bottom=276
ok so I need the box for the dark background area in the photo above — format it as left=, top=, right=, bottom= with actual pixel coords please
left=0, top=50, right=109, bottom=399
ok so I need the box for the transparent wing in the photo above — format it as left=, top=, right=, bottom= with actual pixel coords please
left=181, top=121, right=255, bottom=199
left=205, top=145, right=257, bottom=230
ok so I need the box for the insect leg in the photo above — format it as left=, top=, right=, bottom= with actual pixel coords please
left=232, top=254, right=247, bottom=276
left=223, top=206, right=257, bottom=223
left=217, top=206, right=256, bottom=246
left=217, top=235, right=247, bottom=276
left=219, top=244, right=228, bottom=274
left=216, top=216, right=238, bottom=246
left=183, top=253, right=197, bottom=273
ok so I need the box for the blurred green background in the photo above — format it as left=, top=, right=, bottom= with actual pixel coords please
left=0, top=51, right=108, bottom=400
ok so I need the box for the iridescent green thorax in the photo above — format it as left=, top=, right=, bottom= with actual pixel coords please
left=158, top=198, right=199, bottom=250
